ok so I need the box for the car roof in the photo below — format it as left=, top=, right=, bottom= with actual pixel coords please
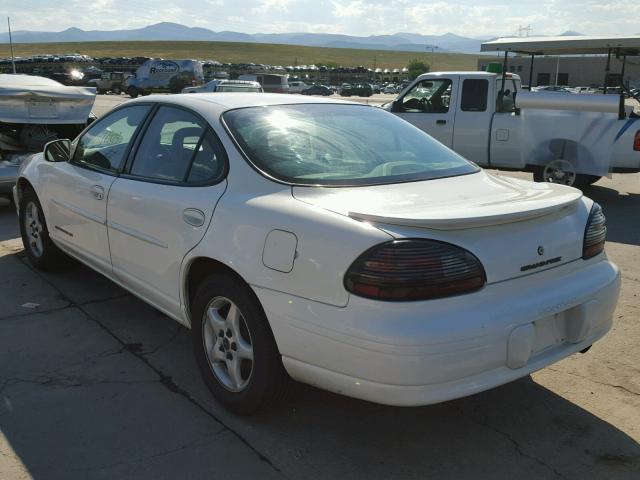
left=125, top=93, right=360, bottom=117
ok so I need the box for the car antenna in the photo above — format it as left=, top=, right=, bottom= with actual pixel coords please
left=7, top=17, right=16, bottom=74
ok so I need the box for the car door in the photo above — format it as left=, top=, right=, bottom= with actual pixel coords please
left=394, top=77, right=458, bottom=147
left=45, top=105, right=151, bottom=274
left=106, top=105, right=228, bottom=317
left=451, top=78, right=493, bottom=165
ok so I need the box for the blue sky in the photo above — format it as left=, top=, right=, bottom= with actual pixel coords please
left=2, top=0, right=637, bottom=37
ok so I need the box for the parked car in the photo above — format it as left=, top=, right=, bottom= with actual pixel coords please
left=288, top=81, right=309, bottom=94
left=534, top=86, right=573, bottom=93
left=572, top=86, right=598, bottom=94
left=88, top=71, right=127, bottom=94
left=340, top=83, right=373, bottom=97
left=182, top=79, right=262, bottom=94
left=383, top=84, right=398, bottom=94
left=14, top=94, right=620, bottom=414
left=301, top=85, right=332, bottom=96
left=0, top=74, right=96, bottom=203
left=238, top=73, right=289, bottom=93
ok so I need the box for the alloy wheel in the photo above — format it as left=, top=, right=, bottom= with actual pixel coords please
left=202, top=296, right=254, bottom=392
left=24, top=201, right=44, bottom=258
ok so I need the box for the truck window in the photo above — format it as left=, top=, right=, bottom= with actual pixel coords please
left=461, top=79, right=488, bottom=112
left=400, top=79, right=452, bottom=114
left=496, top=77, right=519, bottom=113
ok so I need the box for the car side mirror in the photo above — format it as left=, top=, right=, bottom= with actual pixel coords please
left=44, top=139, right=71, bottom=162
left=390, top=100, right=402, bottom=112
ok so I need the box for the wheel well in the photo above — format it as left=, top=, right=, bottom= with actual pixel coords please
left=185, top=257, right=249, bottom=316
left=16, top=178, right=35, bottom=202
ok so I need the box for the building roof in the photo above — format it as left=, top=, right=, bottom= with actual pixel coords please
left=481, top=35, right=640, bottom=56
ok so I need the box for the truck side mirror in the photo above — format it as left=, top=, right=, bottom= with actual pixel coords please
left=44, top=139, right=71, bottom=162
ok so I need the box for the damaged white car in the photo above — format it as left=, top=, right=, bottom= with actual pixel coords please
left=0, top=74, right=96, bottom=203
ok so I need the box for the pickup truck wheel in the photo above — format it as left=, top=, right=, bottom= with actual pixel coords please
left=127, top=86, right=139, bottom=98
left=535, top=160, right=577, bottom=186
left=191, top=273, right=289, bottom=415
left=534, top=161, right=600, bottom=189
left=19, top=190, right=65, bottom=270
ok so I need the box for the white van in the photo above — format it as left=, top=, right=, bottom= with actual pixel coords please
left=126, top=59, right=204, bottom=97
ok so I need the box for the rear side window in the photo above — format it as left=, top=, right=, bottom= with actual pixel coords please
left=263, top=75, right=284, bottom=86
left=461, top=79, right=488, bottom=112
left=130, top=106, right=226, bottom=184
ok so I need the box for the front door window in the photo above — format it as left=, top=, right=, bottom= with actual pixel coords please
left=400, top=79, right=452, bottom=113
left=72, top=105, right=150, bottom=173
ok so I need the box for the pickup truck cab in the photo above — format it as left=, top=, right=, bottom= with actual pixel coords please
left=388, top=72, right=640, bottom=188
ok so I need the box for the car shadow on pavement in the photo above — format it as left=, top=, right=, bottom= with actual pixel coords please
left=0, top=249, right=639, bottom=480
left=586, top=185, right=640, bottom=247
left=0, top=204, right=20, bottom=243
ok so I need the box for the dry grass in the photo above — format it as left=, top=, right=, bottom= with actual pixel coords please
left=6, top=40, right=483, bottom=70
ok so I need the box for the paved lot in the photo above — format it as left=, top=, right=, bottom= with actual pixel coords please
left=1, top=96, right=639, bottom=479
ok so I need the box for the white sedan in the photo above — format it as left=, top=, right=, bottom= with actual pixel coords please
left=13, top=94, right=620, bottom=414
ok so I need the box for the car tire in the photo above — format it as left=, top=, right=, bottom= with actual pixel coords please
left=191, top=273, right=289, bottom=415
left=127, top=86, right=139, bottom=98
left=19, top=189, right=65, bottom=271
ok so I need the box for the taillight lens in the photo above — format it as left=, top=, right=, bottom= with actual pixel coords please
left=583, top=202, right=607, bottom=259
left=344, top=239, right=486, bottom=301
left=634, top=130, right=640, bottom=151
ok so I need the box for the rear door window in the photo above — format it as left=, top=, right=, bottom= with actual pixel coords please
left=461, top=79, right=488, bottom=112
left=129, top=106, right=226, bottom=184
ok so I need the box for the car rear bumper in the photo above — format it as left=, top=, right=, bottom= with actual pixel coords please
left=254, top=256, right=620, bottom=406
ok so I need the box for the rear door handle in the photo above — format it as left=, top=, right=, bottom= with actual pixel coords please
left=183, top=208, right=205, bottom=227
left=436, top=119, right=447, bottom=125
left=91, top=185, right=105, bottom=200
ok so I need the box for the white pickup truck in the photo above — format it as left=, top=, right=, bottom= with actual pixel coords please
left=386, top=71, right=640, bottom=188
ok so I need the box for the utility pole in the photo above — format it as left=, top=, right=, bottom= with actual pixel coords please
left=426, top=44, right=437, bottom=71
left=517, top=25, right=532, bottom=38
left=8, top=17, right=16, bottom=74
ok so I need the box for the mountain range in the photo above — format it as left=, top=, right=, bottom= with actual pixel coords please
left=1, top=22, right=585, bottom=54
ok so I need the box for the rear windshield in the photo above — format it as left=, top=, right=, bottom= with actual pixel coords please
left=262, top=75, right=286, bottom=86
left=223, top=104, right=478, bottom=186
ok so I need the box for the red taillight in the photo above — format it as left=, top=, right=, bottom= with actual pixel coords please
left=583, top=202, right=607, bottom=259
left=344, top=240, right=486, bottom=301
left=634, top=130, right=640, bottom=151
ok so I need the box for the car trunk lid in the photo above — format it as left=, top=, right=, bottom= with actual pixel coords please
left=293, top=172, right=588, bottom=283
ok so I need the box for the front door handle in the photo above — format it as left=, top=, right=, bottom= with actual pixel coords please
left=91, top=185, right=105, bottom=200
left=436, top=119, right=447, bottom=125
